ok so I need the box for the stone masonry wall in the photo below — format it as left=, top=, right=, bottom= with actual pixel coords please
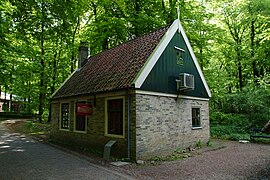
left=136, top=94, right=210, bottom=160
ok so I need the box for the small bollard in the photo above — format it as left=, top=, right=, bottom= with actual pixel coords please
left=103, top=140, right=117, bottom=161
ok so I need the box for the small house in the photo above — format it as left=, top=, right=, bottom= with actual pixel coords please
left=50, top=19, right=211, bottom=160
left=0, top=92, right=23, bottom=112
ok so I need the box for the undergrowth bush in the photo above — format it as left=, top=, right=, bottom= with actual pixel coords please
left=210, top=86, right=270, bottom=140
left=211, top=125, right=250, bottom=140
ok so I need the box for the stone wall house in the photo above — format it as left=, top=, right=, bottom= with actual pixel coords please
left=51, top=19, right=211, bottom=160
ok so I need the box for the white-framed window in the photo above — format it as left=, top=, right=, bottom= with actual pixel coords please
left=192, top=107, right=201, bottom=128
left=60, top=103, right=70, bottom=130
left=105, top=96, right=125, bottom=138
left=74, top=101, right=87, bottom=133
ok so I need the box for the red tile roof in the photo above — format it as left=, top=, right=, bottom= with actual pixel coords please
left=52, top=25, right=169, bottom=99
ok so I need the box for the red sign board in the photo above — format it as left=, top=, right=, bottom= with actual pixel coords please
left=76, top=103, right=92, bottom=116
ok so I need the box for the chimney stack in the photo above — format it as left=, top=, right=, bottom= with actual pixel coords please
left=78, top=42, right=89, bottom=68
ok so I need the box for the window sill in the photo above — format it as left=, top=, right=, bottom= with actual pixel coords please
left=59, top=128, right=70, bottom=132
left=105, top=134, right=125, bottom=139
left=74, top=130, right=87, bottom=134
left=192, top=127, right=202, bottom=130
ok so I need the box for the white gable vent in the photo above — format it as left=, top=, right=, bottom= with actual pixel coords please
left=177, top=73, right=194, bottom=91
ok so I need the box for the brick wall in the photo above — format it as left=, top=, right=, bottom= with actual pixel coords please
left=51, top=91, right=209, bottom=160
left=50, top=90, right=136, bottom=159
left=135, top=93, right=210, bottom=160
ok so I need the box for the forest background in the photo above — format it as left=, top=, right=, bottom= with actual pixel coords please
left=1, top=0, right=270, bottom=140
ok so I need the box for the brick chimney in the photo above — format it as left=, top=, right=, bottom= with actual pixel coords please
left=78, top=42, right=89, bottom=68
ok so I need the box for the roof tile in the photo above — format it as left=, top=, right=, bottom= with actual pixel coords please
left=53, top=25, right=169, bottom=99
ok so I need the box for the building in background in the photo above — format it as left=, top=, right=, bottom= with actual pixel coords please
left=0, top=92, right=23, bottom=112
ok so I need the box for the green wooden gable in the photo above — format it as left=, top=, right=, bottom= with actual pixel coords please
left=140, top=31, right=209, bottom=98
left=133, top=19, right=211, bottom=99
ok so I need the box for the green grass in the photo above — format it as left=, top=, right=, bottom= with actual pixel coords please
left=10, top=120, right=51, bottom=136
left=0, top=117, right=8, bottom=121
left=23, top=121, right=51, bottom=135
left=0, top=112, right=33, bottom=119
left=252, top=138, right=270, bottom=144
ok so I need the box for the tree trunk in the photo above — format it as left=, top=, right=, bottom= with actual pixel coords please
left=38, top=54, right=45, bottom=122
left=237, top=51, right=243, bottom=90
left=4, top=88, right=7, bottom=111
left=28, top=97, right=31, bottom=114
left=27, top=81, right=31, bottom=113
left=250, top=19, right=259, bottom=84
left=70, top=17, right=80, bottom=73
left=102, top=38, right=109, bottom=50
left=199, top=47, right=203, bottom=71
left=167, top=0, right=174, bottom=24
left=10, top=71, right=13, bottom=112
left=48, top=52, right=57, bottom=123
left=162, top=0, right=166, bottom=15
left=23, top=98, right=26, bottom=112
left=10, top=94, right=12, bottom=112
left=134, top=0, right=140, bottom=36
left=38, top=1, right=45, bottom=123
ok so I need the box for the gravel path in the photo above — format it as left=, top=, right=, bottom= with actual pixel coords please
left=118, top=141, right=270, bottom=180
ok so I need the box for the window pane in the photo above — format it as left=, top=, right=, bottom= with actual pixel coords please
left=75, top=115, right=86, bottom=131
left=75, top=102, right=87, bottom=131
left=107, top=99, right=123, bottom=135
left=192, top=108, right=200, bottom=127
left=176, top=51, right=184, bottom=65
left=61, top=103, right=69, bottom=129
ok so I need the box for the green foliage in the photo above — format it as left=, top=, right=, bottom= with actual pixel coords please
left=210, top=112, right=250, bottom=131
left=207, top=139, right=212, bottom=147
left=0, top=117, right=8, bottom=121
left=210, top=85, right=270, bottom=140
left=0, top=0, right=269, bottom=125
left=211, top=87, right=270, bottom=127
left=25, top=121, right=34, bottom=129
left=195, top=140, right=203, bottom=149
left=0, top=112, right=33, bottom=119
left=152, top=156, right=164, bottom=162
left=174, top=147, right=184, bottom=154
left=211, top=125, right=250, bottom=140
left=22, top=120, right=51, bottom=135
left=150, top=152, right=190, bottom=162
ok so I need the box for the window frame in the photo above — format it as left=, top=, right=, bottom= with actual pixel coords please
left=105, top=96, right=125, bottom=138
left=191, top=107, right=202, bottom=129
left=59, top=102, right=70, bottom=131
left=174, top=46, right=185, bottom=66
left=73, top=101, right=88, bottom=133
left=176, top=51, right=184, bottom=66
